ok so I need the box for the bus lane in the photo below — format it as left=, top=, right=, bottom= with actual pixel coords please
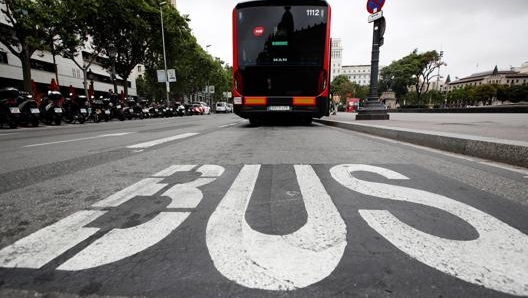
left=1, top=163, right=527, bottom=297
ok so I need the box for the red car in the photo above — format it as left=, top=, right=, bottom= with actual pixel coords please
left=191, top=103, right=204, bottom=115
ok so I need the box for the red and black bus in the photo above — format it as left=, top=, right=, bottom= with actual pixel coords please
left=232, top=0, right=331, bottom=124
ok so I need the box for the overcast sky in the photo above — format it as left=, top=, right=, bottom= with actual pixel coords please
left=177, top=0, right=528, bottom=80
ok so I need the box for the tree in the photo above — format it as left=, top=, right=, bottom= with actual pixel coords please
left=469, top=84, right=496, bottom=105
left=91, top=0, right=160, bottom=97
left=0, top=0, right=54, bottom=91
left=381, top=49, right=446, bottom=104
left=447, top=86, right=472, bottom=107
left=54, top=0, right=105, bottom=97
left=331, top=75, right=367, bottom=102
left=508, top=85, right=528, bottom=103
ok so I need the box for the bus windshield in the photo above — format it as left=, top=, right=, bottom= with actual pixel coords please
left=236, top=5, right=327, bottom=68
left=235, top=4, right=328, bottom=96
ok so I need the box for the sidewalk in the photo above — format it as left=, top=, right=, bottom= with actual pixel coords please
left=314, top=112, right=528, bottom=168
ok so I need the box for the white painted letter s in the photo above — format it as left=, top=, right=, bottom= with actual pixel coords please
left=330, top=164, right=528, bottom=296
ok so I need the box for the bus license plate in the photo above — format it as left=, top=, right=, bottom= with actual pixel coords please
left=267, top=106, right=291, bottom=111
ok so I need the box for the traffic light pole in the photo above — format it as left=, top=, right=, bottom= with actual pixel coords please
left=356, top=17, right=389, bottom=120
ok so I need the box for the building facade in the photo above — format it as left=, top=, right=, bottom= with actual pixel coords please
left=447, top=63, right=528, bottom=91
left=330, top=38, right=343, bottom=82
left=0, top=42, right=141, bottom=98
left=330, top=38, right=378, bottom=86
left=341, top=64, right=372, bottom=86
left=0, top=3, right=143, bottom=98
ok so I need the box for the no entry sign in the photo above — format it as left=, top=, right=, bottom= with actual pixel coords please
left=367, top=0, right=385, bottom=14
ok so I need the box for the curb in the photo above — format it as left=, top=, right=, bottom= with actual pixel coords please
left=314, top=118, right=528, bottom=168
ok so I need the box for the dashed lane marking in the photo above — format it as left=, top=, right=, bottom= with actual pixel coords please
left=24, top=133, right=133, bottom=148
left=126, top=132, right=198, bottom=149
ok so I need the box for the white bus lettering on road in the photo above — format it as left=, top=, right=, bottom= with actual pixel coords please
left=58, top=164, right=224, bottom=270
left=0, top=211, right=105, bottom=269
left=1, top=164, right=526, bottom=296
left=206, top=165, right=347, bottom=290
left=0, top=165, right=223, bottom=271
left=330, top=164, right=528, bottom=297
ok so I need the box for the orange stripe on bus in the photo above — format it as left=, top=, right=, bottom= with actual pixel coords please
left=293, top=97, right=316, bottom=106
left=245, top=97, right=267, bottom=105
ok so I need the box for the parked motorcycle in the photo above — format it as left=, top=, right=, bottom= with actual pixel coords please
left=0, top=87, right=21, bottom=128
left=110, top=95, right=126, bottom=121
left=101, top=97, right=112, bottom=122
left=17, top=91, right=40, bottom=127
left=90, top=97, right=106, bottom=123
left=175, top=102, right=186, bottom=116
left=139, top=99, right=150, bottom=119
left=39, top=91, right=63, bottom=125
left=124, top=99, right=139, bottom=120
left=63, top=95, right=88, bottom=124
left=149, top=106, right=162, bottom=118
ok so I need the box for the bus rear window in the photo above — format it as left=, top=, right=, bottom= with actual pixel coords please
left=236, top=5, right=327, bottom=68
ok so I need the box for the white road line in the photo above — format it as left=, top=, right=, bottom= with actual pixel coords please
left=478, top=161, right=528, bottom=176
left=24, top=132, right=133, bottom=148
left=126, top=132, right=198, bottom=149
left=350, top=130, right=528, bottom=176
left=219, top=122, right=240, bottom=128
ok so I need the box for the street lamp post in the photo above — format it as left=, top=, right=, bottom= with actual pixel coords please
left=109, top=47, right=118, bottom=94
left=205, top=44, right=211, bottom=107
left=160, top=1, right=170, bottom=106
left=356, top=17, right=389, bottom=120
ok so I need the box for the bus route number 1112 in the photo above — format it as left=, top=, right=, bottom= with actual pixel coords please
left=306, top=9, right=322, bottom=17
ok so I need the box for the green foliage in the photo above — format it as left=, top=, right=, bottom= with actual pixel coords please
left=330, top=75, right=368, bottom=103
left=1, top=0, right=228, bottom=99
left=446, top=84, right=528, bottom=106
left=381, top=49, right=445, bottom=100
left=505, top=85, right=528, bottom=103
left=0, top=0, right=57, bottom=91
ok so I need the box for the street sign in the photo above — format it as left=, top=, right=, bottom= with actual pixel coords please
left=367, top=0, right=385, bottom=14
left=156, top=70, right=166, bottom=83
left=368, top=10, right=383, bottom=23
left=167, top=69, right=177, bottom=82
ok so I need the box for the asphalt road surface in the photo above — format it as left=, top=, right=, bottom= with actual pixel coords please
left=1, top=114, right=527, bottom=298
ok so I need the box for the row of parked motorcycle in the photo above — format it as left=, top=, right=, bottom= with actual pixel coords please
left=0, top=87, right=211, bottom=129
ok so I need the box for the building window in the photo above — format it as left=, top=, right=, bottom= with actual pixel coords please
left=0, top=51, right=8, bottom=64
left=137, top=65, right=142, bottom=72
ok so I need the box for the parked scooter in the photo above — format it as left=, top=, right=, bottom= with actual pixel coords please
left=175, top=102, right=187, bottom=116
left=101, top=97, right=112, bottom=122
left=63, top=95, right=88, bottom=124
left=89, top=97, right=105, bottom=123
left=39, top=91, right=63, bottom=125
left=17, top=91, right=40, bottom=127
left=110, top=95, right=125, bottom=121
left=124, top=98, right=138, bottom=120
left=139, top=99, right=150, bottom=119
left=0, top=87, right=21, bottom=128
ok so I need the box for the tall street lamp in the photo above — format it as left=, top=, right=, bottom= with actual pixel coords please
left=108, top=46, right=118, bottom=94
left=205, top=44, right=211, bottom=106
left=160, top=1, right=170, bottom=106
